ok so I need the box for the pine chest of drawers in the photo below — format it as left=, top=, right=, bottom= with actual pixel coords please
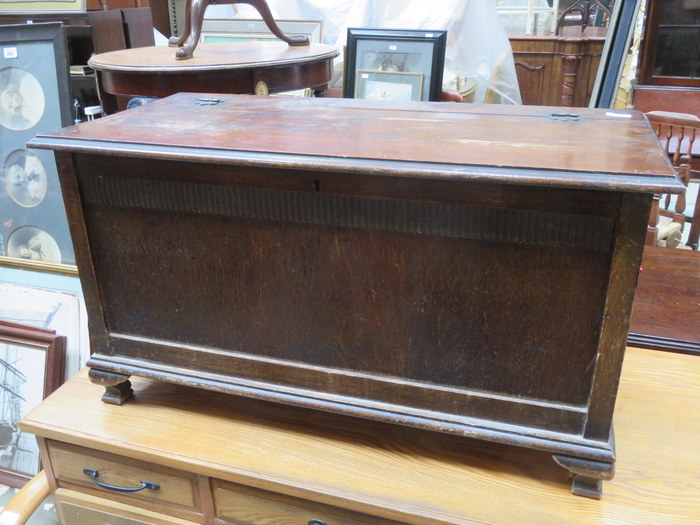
left=30, top=93, right=682, bottom=497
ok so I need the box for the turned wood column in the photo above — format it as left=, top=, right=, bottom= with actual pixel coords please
left=561, top=53, right=583, bottom=106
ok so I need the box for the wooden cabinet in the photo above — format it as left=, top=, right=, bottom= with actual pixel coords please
left=18, top=352, right=700, bottom=524
left=56, top=489, right=200, bottom=525
left=214, top=481, right=401, bottom=524
left=632, top=0, right=700, bottom=118
left=48, top=442, right=201, bottom=512
left=510, top=35, right=606, bottom=106
left=30, top=94, right=682, bottom=498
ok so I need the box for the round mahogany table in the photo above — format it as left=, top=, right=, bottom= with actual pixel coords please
left=88, top=41, right=339, bottom=114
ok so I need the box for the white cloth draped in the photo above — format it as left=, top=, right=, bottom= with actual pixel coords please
left=206, top=0, right=521, bottom=104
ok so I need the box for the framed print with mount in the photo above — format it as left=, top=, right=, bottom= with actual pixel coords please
left=200, top=18, right=322, bottom=44
left=0, top=320, right=65, bottom=487
left=356, top=70, right=423, bottom=102
left=0, top=22, right=76, bottom=274
left=344, top=28, right=447, bottom=102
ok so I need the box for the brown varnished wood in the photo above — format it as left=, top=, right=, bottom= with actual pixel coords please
left=29, top=95, right=682, bottom=497
left=18, top=350, right=700, bottom=523
left=34, top=93, right=681, bottom=190
left=632, top=86, right=700, bottom=118
left=628, top=246, right=700, bottom=354
left=583, top=192, right=650, bottom=442
left=87, top=42, right=337, bottom=112
left=52, top=151, right=110, bottom=347
left=72, top=154, right=624, bottom=216
left=170, top=0, right=310, bottom=60
left=510, top=35, right=605, bottom=107
left=89, top=42, right=335, bottom=71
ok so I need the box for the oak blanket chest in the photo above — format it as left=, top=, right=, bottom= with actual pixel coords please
left=30, top=94, right=682, bottom=498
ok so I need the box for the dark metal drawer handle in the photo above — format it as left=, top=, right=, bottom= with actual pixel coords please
left=83, top=468, right=160, bottom=493
left=308, top=521, right=327, bottom=525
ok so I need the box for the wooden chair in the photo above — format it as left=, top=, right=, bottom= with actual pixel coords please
left=645, top=111, right=700, bottom=249
left=0, top=471, right=50, bottom=525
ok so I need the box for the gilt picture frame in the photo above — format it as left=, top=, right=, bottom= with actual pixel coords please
left=344, top=27, right=446, bottom=102
left=0, top=320, right=65, bottom=487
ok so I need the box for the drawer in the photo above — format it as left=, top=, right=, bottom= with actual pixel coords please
left=55, top=488, right=201, bottom=525
left=214, top=481, right=402, bottom=525
left=47, top=440, right=200, bottom=512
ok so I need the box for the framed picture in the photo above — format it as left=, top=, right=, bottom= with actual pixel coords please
left=0, top=23, right=76, bottom=274
left=0, top=320, right=65, bottom=487
left=200, top=18, right=322, bottom=44
left=344, top=28, right=447, bottom=102
left=0, top=0, right=85, bottom=14
left=356, top=70, right=423, bottom=102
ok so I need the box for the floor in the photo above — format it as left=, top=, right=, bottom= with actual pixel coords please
left=0, top=486, right=59, bottom=524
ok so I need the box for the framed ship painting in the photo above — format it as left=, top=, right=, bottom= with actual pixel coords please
left=0, top=320, right=65, bottom=487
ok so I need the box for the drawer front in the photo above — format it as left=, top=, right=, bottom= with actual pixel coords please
left=214, top=481, right=401, bottom=525
left=47, top=441, right=199, bottom=511
left=55, top=489, right=200, bottom=525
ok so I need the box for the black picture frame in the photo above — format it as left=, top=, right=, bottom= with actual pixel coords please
left=0, top=320, right=65, bottom=488
left=0, top=23, right=76, bottom=274
left=344, top=28, right=447, bottom=102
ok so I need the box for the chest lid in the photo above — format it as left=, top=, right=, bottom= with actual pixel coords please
left=30, top=92, right=682, bottom=193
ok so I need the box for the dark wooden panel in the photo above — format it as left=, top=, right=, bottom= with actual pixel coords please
left=88, top=10, right=127, bottom=55
left=121, top=8, right=156, bottom=49
left=79, top=169, right=613, bottom=406
left=628, top=246, right=700, bottom=354
left=510, top=36, right=605, bottom=107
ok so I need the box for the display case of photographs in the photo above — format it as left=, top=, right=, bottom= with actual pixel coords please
left=0, top=23, right=75, bottom=272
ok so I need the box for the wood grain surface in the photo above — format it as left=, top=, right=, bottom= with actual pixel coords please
left=20, top=347, right=700, bottom=524
left=31, top=93, right=682, bottom=192
left=88, top=42, right=339, bottom=71
left=629, top=245, right=700, bottom=353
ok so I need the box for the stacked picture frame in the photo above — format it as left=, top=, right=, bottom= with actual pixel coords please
left=0, top=22, right=75, bottom=272
left=344, top=28, right=447, bottom=102
left=0, top=320, right=65, bottom=487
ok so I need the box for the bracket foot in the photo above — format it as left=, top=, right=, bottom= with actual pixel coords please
left=88, top=368, right=134, bottom=405
left=553, top=454, right=614, bottom=499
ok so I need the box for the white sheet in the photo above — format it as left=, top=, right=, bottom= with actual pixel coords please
left=206, top=0, right=522, bottom=104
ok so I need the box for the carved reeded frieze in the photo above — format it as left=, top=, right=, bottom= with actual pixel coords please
left=82, top=175, right=614, bottom=251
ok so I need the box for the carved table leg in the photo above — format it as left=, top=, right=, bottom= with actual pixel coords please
left=241, top=0, right=310, bottom=46
left=553, top=454, right=615, bottom=499
left=88, top=368, right=134, bottom=405
left=168, top=0, right=191, bottom=47
left=175, top=0, right=311, bottom=60
left=175, top=0, right=208, bottom=60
